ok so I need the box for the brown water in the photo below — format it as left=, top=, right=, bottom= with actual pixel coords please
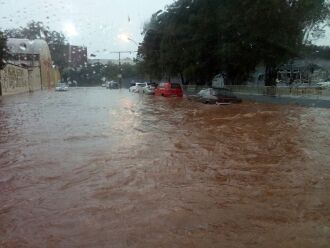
left=1, top=88, right=330, bottom=248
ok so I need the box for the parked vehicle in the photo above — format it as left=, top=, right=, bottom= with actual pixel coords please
left=129, top=82, right=147, bottom=93
left=55, top=83, right=69, bottom=92
left=188, top=88, right=241, bottom=104
left=154, top=82, right=183, bottom=97
left=108, top=81, right=119, bottom=89
left=143, top=82, right=157, bottom=95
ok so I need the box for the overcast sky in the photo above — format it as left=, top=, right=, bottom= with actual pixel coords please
left=1, top=0, right=329, bottom=59
left=0, top=0, right=174, bottom=59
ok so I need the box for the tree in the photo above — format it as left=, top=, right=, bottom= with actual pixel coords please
left=138, top=0, right=330, bottom=85
left=232, top=0, right=330, bottom=85
left=0, top=31, right=8, bottom=70
left=103, top=62, right=119, bottom=80
left=62, top=62, right=142, bottom=86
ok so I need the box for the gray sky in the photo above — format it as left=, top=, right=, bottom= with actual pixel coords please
left=0, top=0, right=174, bottom=59
left=1, top=0, right=329, bottom=59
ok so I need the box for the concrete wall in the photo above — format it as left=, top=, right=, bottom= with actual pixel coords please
left=29, top=67, right=42, bottom=92
left=0, top=64, right=29, bottom=96
left=51, top=68, right=61, bottom=85
left=0, top=64, right=42, bottom=96
left=40, top=58, right=53, bottom=89
left=40, top=61, right=61, bottom=89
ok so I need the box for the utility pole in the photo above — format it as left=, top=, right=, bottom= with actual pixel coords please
left=108, top=51, right=137, bottom=88
left=0, top=72, right=2, bottom=96
left=118, top=52, right=121, bottom=88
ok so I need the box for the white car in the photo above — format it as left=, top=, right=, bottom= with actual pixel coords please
left=55, top=83, right=69, bottom=91
left=129, top=82, right=147, bottom=93
left=143, top=83, right=157, bottom=95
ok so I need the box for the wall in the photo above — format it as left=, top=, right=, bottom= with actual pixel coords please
left=0, top=64, right=42, bottom=96
left=51, top=68, right=61, bottom=85
left=0, top=64, right=28, bottom=96
left=29, top=67, right=42, bottom=91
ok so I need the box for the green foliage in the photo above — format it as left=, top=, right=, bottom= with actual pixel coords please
left=0, top=31, right=7, bottom=70
left=4, top=21, right=68, bottom=71
left=301, top=44, right=330, bottom=59
left=138, top=0, right=330, bottom=85
left=63, top=62, right=141, bottom=86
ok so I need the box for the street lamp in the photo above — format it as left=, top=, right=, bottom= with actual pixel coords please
left=117, top=33, right=139, bottom=47
left=127, top=37, right=139, bottom=46
left=115, top=34, right=140, bottom=88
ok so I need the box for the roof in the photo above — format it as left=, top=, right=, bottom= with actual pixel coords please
left=7, top=38, right=50, bottom=55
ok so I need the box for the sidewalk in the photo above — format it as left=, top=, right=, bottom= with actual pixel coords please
left=183, top=86, right=330, bottom=108
left=236, top=92, right=330, bottom=108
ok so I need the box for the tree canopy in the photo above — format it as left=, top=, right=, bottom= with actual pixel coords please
left=0, top=31, right=7, bottom=70
left=62, top=62, right=142, bottom=87
left=138, top=0, right=330, bottom=85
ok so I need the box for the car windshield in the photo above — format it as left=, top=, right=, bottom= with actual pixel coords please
left=1, top=1, right=330, bottom=247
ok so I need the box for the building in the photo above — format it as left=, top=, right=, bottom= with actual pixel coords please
left=0, top=38, right=60, bottom=96
left=63, top=45, right=88, bottom=68
left=248, top=59, right=329, bottom=86
left=277, top=60, right=328, bottom=85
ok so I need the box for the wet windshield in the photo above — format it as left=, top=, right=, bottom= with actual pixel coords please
left=1, top=1, right=330, bottom=247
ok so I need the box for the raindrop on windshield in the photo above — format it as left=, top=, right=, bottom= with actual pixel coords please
left=19, top=43, right=27, bottom=51
left=40, top=31, right=46, bottom=39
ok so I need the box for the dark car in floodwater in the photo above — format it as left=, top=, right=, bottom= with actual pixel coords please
left=107, top=81, right=119, bottom=89
left=188, top=88, right=242, bottom=104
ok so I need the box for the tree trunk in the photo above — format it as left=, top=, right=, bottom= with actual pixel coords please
left=180, top=72, right=185, bottom=85
left=265, top=64, right=277, bottom=86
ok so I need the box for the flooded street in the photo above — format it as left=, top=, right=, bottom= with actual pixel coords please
left=1, top=88, right=330, bottom=248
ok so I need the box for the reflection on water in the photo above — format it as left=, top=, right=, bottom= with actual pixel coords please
left=1, top=88, right=330, bottom=247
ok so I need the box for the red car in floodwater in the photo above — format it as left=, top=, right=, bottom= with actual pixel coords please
left=154, top=82, right=183, bottom=97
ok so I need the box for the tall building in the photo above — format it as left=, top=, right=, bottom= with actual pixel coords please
left=50, top=44, right=87, bottom=68
left=67, top=45, right=88, bottom=68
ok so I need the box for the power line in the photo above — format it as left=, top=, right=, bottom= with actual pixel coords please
left=105, top=51, right=138, bottom=88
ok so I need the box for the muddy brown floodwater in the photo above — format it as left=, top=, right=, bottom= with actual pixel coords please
left=0, top=88, right=330, bottom=248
